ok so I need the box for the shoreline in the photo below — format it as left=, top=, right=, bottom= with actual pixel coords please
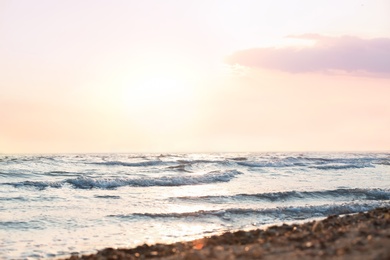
left=63, top=207, right=389, bottom=260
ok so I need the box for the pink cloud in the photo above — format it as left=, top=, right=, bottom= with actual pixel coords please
left=226, top=35, right=390, bottom=76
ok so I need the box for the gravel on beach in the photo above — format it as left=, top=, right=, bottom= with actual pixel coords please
left=63, top=207, right=390, bottom=260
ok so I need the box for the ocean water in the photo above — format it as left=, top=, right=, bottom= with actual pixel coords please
left=1, top=152, right=389, bottom=259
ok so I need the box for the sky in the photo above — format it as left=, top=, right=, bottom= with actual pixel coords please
left=1, top=0, right=390, bottom=153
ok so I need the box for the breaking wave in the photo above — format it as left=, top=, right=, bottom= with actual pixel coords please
left=111, top=201, right=390, bottom=221
left=173, top=188, right=390, bottom=202
left=2, top=170, right=243, bottom=190
left=72, top=170, right=242, bottom=188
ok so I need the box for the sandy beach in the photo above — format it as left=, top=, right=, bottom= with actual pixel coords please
left=62, top=207, right=389, bottom=260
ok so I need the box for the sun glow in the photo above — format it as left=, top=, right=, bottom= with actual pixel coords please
left=124, top=74, right=193, bottom=108
left=119, top=58, right=201, bottom=134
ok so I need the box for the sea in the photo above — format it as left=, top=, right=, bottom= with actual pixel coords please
left=1, top=152, right=389, bottom=259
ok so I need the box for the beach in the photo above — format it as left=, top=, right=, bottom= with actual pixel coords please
left=63, top=207, right=389, bottom=260
left=1, top=153, right=389, bottom=259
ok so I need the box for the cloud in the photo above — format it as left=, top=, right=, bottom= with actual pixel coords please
left=226, top=35, right=390, bottom=76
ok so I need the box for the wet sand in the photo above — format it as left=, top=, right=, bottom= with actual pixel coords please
left=63, top=207, right=389, bottom=260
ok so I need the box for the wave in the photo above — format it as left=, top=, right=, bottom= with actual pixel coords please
left=92, top=160, right=164, bottom=167
left=236, top=161, right=305, bottom=168
left=0, top=196, right=28, bottom=201
left=2, top=154, right=388, bottom=174
left=374, top=160, right=390, bottom=165
left=66, top=170, right=242, bottom=189
left=79, top=155, right=390, bottom=172
left=166, top=164, right=191, bottom=172
left=6, top=180, right=63, bottom=190
left=0, top=155, right=58, bottom=164
left=94, top=195, right=121, bottom=199
left=0, top=220, right=45, bottom=230
left=229, top=157, right=248, bottom=161
left=89, top=158, right=232, bottom=169
left=2, top=170, right=243, bottom=190
left=177, top=159, right=227, bottom=165
left=110, top=201, right=390, bottom=221
left=235, top=156, right=381, bottom=170
left=44, top=171, right=80, bottom=177
left=173, top=188, right=390, bottom=202
left=310, top=164, right=373, bottom=170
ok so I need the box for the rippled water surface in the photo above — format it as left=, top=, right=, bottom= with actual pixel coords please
left=1, top=152, right=389, bottom=259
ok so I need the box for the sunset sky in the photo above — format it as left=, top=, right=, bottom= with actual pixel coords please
left=1, top=0, right=389, bottom=153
